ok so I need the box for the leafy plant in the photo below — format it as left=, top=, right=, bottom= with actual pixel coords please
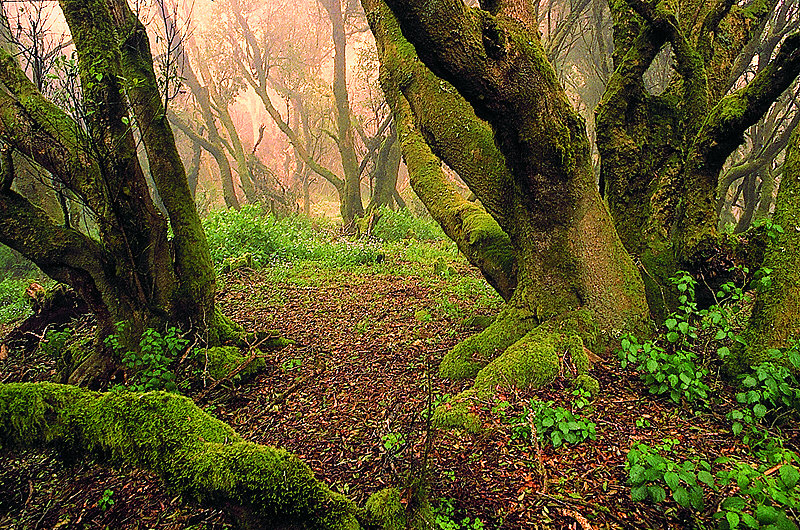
left=381, top=431, right=406, bottom=455
left=511, top=399, right=597, bottom=448
left=433, top=498, right=485, bottom=530
left=714, top=451, right=800, bottom=530
left=626, top=439, right=710, bottom=509
left=618, top=334, right=710, bottom=404
left=98, top=488, right=115, bottom=511
left=39, top=327, right=72, bottom=358
left=372, top=206, right=446, bottom=242
left=108, top=326, right=190, bottom=392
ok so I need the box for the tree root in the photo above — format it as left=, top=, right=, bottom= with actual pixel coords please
left=0, top=382, right=406, bottom=529
left=434, top=311, right=600, bottom=431
left=438, top=307, right=537, bottom=380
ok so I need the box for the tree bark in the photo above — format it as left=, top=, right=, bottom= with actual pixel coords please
left=742, top=123, right=800, bottom=366
left=364, top=0, right=649, bottom=424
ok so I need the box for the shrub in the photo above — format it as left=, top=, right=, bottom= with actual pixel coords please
left=372, top=206, right=446, bottom=242
left=510, top=398, right=597, bottom=448
left=202, top=206, right=383, bottom=270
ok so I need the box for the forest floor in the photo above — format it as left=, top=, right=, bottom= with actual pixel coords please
left=0, top=240, right=798, bottom=529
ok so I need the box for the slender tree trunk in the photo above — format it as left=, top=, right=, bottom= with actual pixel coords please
left=742, top=124, right=800, bottom=366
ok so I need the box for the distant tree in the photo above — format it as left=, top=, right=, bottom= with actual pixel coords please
left=0, top=0, right=230, bottom=386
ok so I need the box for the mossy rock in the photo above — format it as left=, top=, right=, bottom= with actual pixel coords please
left=203, top=346, right=266, bottom=381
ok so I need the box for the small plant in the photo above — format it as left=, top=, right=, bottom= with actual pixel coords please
left=39, top=327, right=72, bottom=358
left=511, top=399, right=597, bottom=448
left=626, top=439, right=710, bottom=509
left=727, top=347, right=800, bottom=439
left=98, top=488, right=115, bottom=511
left=433, top=498, right=485, bottom=530
left=618, top=334, right=710, bottom=404
left=282, top=358, right=303, bottom=372
left=108, top=326, right=190, bottom=392
left=381, top=431, right=405, bottom=454
left=714, top=451, right=800, bottom=530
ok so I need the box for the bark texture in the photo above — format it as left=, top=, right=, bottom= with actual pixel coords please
left=364, top=0, right=649, bottom=426
left=0, top=0, right=221, bottom=385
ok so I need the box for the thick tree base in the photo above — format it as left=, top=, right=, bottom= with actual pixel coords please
left=434, top=311, right=601, bottom=431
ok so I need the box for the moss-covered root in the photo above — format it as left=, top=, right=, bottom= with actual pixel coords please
left=434, top=313, right=600, bottom=431
left=0, top=383, right=361, bottom=529
left=439, top=307, right=537, bottom=379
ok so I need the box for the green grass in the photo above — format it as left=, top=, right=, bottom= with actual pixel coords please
left=0, top=278, right=35, bottom=325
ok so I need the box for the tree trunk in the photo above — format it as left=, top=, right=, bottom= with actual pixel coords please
left=742, top=124, right=800, bottom=367
left=0, top=0, right=226, bottom=387
left=364, top=0, right=650, bottom=427
left=366, top=125, right=401, bottom=212
left=596, top=0, right=800, bottom=319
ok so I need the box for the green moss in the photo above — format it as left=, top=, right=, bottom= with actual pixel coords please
left=439, top=307, right=536, bottom=379
left=221, top=253, right=253, bottom=274
left=437, top=311, right=601, bottom=431
left=203, top=346, right=266, bottom=381
left=575, top=374, right=600, bottom=395
left=0, top=383, right=362, bottom=528
left=365, top=488, right=406, bottom=530
left=431, top=389, right=485, bottom=433
left=209, top=307, right=244, bottom=346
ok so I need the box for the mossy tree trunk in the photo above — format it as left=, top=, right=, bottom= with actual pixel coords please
left=364, top=0, right=650, bottom=419
left=742, top=123, right=800, bottom=366
left=366, top=125, right=401, bottom=213
left=0, top=0, right=222, bottom=387
left=595, top=0, right=800, bottom=319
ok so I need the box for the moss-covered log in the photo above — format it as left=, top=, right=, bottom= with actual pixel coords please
left=0, top=382, right=372, bottom=529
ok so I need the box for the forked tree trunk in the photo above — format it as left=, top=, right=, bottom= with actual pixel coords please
left=0, top=0, right=225, bottom=387
left=364, top=0, right=650, bottom=427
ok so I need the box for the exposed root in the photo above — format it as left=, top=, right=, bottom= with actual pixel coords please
left=438, top=307, right=537, bottom=380
left=434, top=311, right=600, bottom=431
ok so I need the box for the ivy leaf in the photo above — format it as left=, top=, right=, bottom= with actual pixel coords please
left=779, top=464, right=799, bottom=490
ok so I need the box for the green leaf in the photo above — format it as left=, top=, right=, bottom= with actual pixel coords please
left=756, top=504, right=779, bottom=524
left=664, top=471, right=680, bottom=491
left=721, top=496, right=747, bottom=511
left=648, top=485, right=667, bottom=504
left=779, top=464, right=799, bottom=489
left=726, top=511, right=740, bottom=529
left=689, top=486, right=704, bottom=511
left=697, top=470, right=715, bottom=487
left=631, top=484, right=648, bottom=502
left=672, top=485, right=689, bottom=508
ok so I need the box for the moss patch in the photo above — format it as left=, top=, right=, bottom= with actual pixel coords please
left=203, top=346, right=266, bottom=381
left=0, top=382, right=362, bottom=529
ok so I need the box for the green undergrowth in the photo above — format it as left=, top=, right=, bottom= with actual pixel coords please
left=203, top=205, right=453, bottom=275
left=617, top=270, right=800, bottom=528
